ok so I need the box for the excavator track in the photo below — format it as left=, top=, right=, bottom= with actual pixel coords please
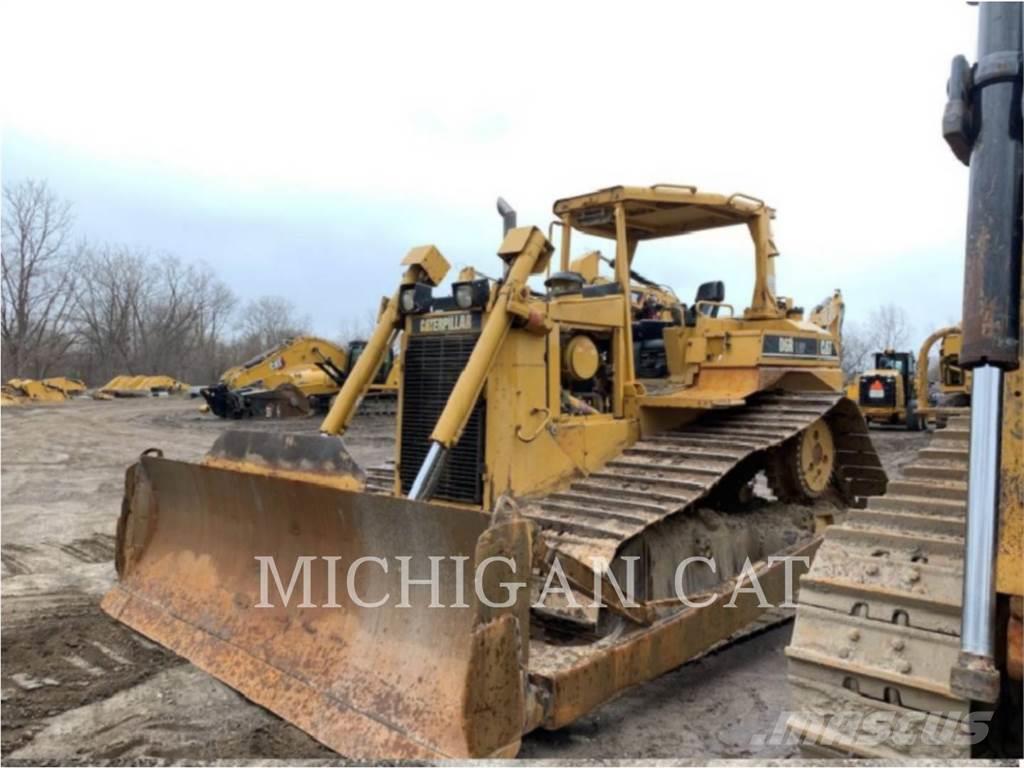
left=786, top=415, right=971, bottom=759
left=357, top=392, right=397, bottom=417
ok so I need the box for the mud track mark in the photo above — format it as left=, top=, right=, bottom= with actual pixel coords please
left=0, top=595, right=182, bottom=756
left=1, top=545, right=37, bottom=576
left=58, top=533, right=116, bottom=564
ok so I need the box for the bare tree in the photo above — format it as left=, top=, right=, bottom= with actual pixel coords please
left=866, top=303, right=913, bottom=352
left=840, top=304, right=914, bottom=380
left=234, top=296, right=310, bottom=358
left=337, top=306, right=381, bottom=346
left=1, top=179, right=319, bottom=386
left=71, top=246, right=150, bottom=381
left=72, top=246, right=237, bottom=384
left=840, top=319, right=872, bottom=381
left=1, top=180, right=79, bottom=377
left=184, top=266, right=238, bottom=383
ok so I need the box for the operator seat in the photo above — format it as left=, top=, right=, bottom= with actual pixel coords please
left=684, top=281, right=725, bottom=326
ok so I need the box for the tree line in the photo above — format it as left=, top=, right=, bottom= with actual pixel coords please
left=840, top=303, right=914, bottom=381
left=1, top=179, right=314, bottom=385
left=3, top=178, right=932, bottom=387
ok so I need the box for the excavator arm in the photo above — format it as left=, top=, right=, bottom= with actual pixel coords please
left=914, top=324, right=962, bottom=416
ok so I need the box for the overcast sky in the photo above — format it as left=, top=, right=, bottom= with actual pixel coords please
left=2, top=1, right=979, bottom=346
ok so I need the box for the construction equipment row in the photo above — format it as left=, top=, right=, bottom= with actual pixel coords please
left=200, top=336, right=398, bottom=419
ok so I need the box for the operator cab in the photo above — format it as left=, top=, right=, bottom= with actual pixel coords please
left=553, top=185, right=779, bottom=391
left=873, top=350, right=915, bottom=381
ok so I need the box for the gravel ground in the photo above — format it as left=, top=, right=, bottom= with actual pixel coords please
left=0, top=397, right=930, bottom=762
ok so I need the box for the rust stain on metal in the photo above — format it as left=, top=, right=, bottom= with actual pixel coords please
left=103, top=455, right=510, bottom=759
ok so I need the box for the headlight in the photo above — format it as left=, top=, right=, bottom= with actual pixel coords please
left=399, top=283, right=432, bottom=314
left=400, top=288, right=416, bottom=313
left=451, top=278, right=489, bottom=310
left=454, top=283, right=474, bottom=309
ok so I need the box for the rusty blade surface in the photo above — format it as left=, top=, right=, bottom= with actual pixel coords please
left=101, top=455, right=520, bottom=759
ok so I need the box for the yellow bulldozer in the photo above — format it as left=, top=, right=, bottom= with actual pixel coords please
left=787, top=3, right=1022, bottom=757
left=848, top=349, right=925, bottom=430
left=200, top=336, right=397, bottom=419
left=103, top=185, right=886, bottom=758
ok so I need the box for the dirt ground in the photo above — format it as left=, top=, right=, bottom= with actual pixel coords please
left=0, top=397, right=930, bottom=762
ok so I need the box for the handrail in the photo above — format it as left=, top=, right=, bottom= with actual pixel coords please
left=548, top=219, right=563, bottom=243
left=726, top=193, right=766, bottom=211
left=695, top=300, right=735, bottom=317
left=516, top=407, right=551, bottom=442
left=651, top=183, right=697, bottom=193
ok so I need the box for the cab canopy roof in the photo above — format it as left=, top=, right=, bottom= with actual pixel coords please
left=553, top=185, right=775, bottom=241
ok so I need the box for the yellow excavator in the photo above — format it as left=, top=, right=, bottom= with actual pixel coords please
left=915, top=326, right=972, bottom=411
left=201, top=335, right=397, bottom=418
left=935, top=328, right=971, bottom=403
left=787, top=3, right=1022, bottom=757
left=103, top=185, right=886, bottom=758
left=908, top=325, right=972, bottom=429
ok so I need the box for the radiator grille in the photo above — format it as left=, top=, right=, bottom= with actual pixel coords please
left=400, top=331, right=485, bottom=504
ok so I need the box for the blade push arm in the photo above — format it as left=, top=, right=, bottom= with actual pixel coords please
left=320, top=247, right=450, bottom=436
left=319, top=293, right=402, bottom=435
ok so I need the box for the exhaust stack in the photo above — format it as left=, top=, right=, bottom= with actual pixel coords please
left=497, top=197, right=516, bottom=234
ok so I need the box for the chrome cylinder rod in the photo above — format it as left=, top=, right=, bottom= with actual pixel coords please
left=960, top=364, right=1003, bottom=657
left=409, top=441, right=447, bottom=501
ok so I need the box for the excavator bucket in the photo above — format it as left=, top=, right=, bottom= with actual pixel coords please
left=240, top=382, right=314, bottom=418
left=101, top=450, right=529, bottom=759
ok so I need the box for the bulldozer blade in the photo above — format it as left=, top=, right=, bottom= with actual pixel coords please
left=102, top=454, right=529, bottom=759
left=202, top=429, right=366, bottom=491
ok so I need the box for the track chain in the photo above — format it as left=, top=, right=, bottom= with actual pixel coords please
left=786, top=416, right=972, bottom=758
